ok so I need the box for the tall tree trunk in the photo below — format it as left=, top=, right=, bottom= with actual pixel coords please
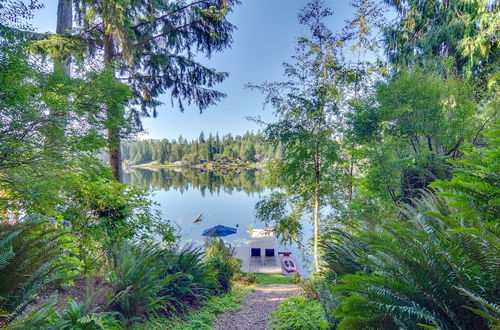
left=56, top=0, right=72, bottom=75
left=104, top=29, right=123, bottom=182
left=348, top=158, right=354, bottom=223
left=46, top=0, right=72, bottom=144
left=313, top=153, right=321, bottom=272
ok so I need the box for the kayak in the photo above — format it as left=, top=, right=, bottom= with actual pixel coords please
left=281, top=255, right=297, bottom=273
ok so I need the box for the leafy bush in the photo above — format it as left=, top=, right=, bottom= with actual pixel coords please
left=6, top=295, right=124, bottom=329
left=204, top=238, right=241, bottom=293
left=321, top=132, right=500, bottom=329
left=157, top=245, right=215, bottom=312
left=0, top=216, right=79, bottom=323
left=106, top=241, right=182, bottom=317
left=268, top=296, right=329, bottom=330
left=296, top=276, right=320, bottom=300
left=330, top=193, right=499, bottom=329
left=60, top=179, right=176, bottom=273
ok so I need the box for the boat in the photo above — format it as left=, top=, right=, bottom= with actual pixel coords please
left=233, top=228, right=300, bottom=275
left=279, top=252, right=297, bottom=273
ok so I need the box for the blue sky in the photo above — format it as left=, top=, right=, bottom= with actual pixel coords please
left=32, top=0, right=357, bottom=140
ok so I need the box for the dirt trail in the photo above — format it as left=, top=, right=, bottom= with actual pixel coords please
left=213, top=284, right=301, bottom=330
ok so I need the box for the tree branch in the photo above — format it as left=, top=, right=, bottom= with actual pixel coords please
left=132, top=0, right=209, bottom=30
left=134, top=20, right=201, bottom=47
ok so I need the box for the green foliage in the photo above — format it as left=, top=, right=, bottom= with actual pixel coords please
left=0, top=38, right=132, bottom=214
left=7, top=295, right=125, bottom=329
left=348, top=67, right=478, bottom=203
left=296, top=276, right=321, bottom=300
left=157, top=245, right=216, bottom=311
left=106, top=241, right=183, bottom=317
left=384, top=0, right=498, bottom=83
left=71, top=0, right=239, bottom=117
left=0, top=217, right=80, bottom=322
left=314, top=129, right=500, bottom=329
left=123, top=131, right=274, bottom=165
left=330, top=194, right=499, bottom=329
left=320, top=132, right=500, bottom=328
left=106, top=241, right=222, bottom=319
left=63, top=178, right=175, bottom=259
left=268, top=296, right=329, bottom=330
left=204, top=238, right=241, bottom=293
left=431, top=129, right=500, bottom=223
left=134, top=288, right=249, bottom=330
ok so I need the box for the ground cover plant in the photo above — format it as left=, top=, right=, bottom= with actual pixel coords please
left=0, top=216, right=80, bottom=324
left=267, top=296, right=329, bottom=330
left=133, top=286, right=251, bottom=330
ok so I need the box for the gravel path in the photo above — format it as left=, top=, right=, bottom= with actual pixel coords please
left=213, top=284, right=301, bottom=330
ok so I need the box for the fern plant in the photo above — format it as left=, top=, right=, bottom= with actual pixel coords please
left=331, top=194, right=499, bottom=329
left=321, top=130, right=500, bottom=329
left=6, top=294, right=124, bottom=329
left=204, top=238, right=241, bottom=293
left=106, top=241, right=184, bottom=317
left=157, top=245, right=215, bottom=312
left=0, top=216, right=77, bottom=324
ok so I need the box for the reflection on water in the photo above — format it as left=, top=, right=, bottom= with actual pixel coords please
left=123, top=168, right=268, bottom=246
left=124, top=167, right=313, bottom=274
left=124, top=168, right=265, bottom=196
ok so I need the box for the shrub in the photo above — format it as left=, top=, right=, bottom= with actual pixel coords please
left=6, top=295, right=124, bottom=329
left=296, top=276, right=320, bottom=300
left=106, top=241, right=183, bottom=317
left=330, top=194, right=499, bottom=329
left=61, top=180, right=176, bottom=274
left=267, top=296, right=329, bottom=330
left=321, top=131, right=500, bottom=329
left=0, top=216, right=79, bottom=323
left=157, top=245, right=215, bottom=312
left=204, top=238, right=241, bottom=293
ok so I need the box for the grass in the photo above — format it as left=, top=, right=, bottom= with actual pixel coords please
left=133, top=286, right=254, bottom=330
left=255, top=273, right=294, bottom=285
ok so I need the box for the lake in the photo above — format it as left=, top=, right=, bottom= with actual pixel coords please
left=124, top=167, right=313, bottom=274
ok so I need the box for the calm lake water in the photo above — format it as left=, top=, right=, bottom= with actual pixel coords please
left=123, top=167, right=313, bottom=273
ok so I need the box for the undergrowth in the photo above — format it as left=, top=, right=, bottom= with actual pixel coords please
left=133, top=286, right=253, bottom=330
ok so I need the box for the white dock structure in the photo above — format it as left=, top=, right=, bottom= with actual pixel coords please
left=234, top=228, right=299, bottom=275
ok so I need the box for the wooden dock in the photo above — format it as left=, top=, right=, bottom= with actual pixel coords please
left=234, top=228, right=299, bottom=275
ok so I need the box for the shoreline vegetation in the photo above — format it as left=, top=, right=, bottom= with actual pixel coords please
left=128, top=159, right=263, bottom=171
left=120, top=131, right=280, bottom=171
left=2, top=0, right=498, bottom=328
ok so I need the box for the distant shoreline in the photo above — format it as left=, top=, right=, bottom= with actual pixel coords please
left=128, top=160, right=263, bottom=171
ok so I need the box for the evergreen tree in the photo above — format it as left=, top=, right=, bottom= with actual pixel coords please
left=198, top=131, right=206, bottom=144
left=206, top=137, right=214, bottom=161
left=36, top=0, right=240, bottom=181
